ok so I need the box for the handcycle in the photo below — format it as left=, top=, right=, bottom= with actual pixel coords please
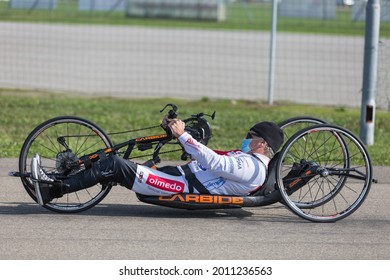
left=10, top=104, right=373, bottom=222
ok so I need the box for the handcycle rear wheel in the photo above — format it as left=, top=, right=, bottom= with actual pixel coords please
left=19, top=116, right=113, bottom=213
left=275, top=124, right=372, bottom=222
left=278, top=116, right=349, bottom=209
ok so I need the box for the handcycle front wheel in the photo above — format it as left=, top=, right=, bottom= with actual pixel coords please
left=19, top=116, right=114, bottom=213
left=275, top=124, right=372, bottom=222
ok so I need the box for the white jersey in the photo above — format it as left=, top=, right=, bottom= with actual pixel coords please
left=131, top=132, right=269, bottom=196
left=178, top=132, right=269, bottom=195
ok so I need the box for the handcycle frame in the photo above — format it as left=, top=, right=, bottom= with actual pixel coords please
left=75, top=105, right=215, bottom=174
left=11, top=104, right=374, bottom=223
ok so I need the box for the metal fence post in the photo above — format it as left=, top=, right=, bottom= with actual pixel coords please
left=267, top=0, right=278, bottom=105
left=360, top=0, right=380, bottom=145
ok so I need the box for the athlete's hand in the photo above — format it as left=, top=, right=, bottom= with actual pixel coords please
left=167, top=118, right=186, bottom=138
left=161, top=115, right=171, bottom=130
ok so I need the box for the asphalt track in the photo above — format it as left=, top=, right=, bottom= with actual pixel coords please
left=1, top=158, right=389, bottom=260
left=0, top=22, right=376, bottom=108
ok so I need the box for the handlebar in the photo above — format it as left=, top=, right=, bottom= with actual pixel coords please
left=160, top=103, right=215, bottom=122
left=160, top=103, right=215, bottom=143
left=159, top=103, right=215, bottom=161
left=160, top=103, right=178, bottom=119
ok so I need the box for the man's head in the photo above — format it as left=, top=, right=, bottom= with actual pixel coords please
left=241, top=121, right=284, bottom=158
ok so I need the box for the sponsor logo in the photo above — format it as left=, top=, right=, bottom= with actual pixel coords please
left=197, top=163, right=207, bottom=171
left=236, top=157, right=243, bottom=170
left=101, top=170, right=114, bottom=177
left=159, top=194, right=244, bottom=205
left=146, top=174, right=185, bottom=193
left=136, top=134, right=167, bottom=142
left=185, top=138, right=201, bottom=149
left=204, top=177, right=225, bottom=191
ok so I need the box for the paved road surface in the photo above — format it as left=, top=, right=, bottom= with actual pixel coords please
left=0, top=22, right=374, bottom=108
left=1, top=158, right=389, bottom=260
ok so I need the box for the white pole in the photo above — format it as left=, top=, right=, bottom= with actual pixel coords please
left=267, top=0, right=278, bottom=105
left=360, top=0, right=380, bottom=145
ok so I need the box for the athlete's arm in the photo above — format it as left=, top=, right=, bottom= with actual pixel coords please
left=167, top=119, right=266, bottom=184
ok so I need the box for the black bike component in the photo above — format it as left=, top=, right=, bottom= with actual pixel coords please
left=8, top=171, right=26, bottom=178
left=56, top=150, right=81, bottom=176
left=136, top=191, right=283, bottom=210
left=138, top=143, right=153, bottom=151
left=282, top=160, right=319, bottom=195
left=191, top=111, right=216, bottom=120
left=152, top=141, right=168, bottom=164
left=249, top=153, right=280, bottom=198
left=57, top=136, right=71, bottom=150
left=123, top=142, right=136, bottom=160
left=160, top=103, right=178, bottom=119
left=183, top=116, right=212, bottom=145
left=181, top=152, right=189, bottom=161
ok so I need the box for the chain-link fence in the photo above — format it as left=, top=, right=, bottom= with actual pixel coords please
left=0, top=0, right=389, bottom=109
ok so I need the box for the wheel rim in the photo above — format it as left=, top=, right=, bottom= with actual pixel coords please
left=19, top=117, right=113, bottom=213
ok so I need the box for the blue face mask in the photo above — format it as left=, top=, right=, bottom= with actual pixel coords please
left=241, top=138, right=252, bottom=153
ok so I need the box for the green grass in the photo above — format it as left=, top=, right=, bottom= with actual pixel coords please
left=1, top=2, right=388, bottom=37
left=1, top=89, right=389, bottom=166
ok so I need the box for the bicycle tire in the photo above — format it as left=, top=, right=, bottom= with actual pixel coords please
left=19, top=116, right=114, bottom=213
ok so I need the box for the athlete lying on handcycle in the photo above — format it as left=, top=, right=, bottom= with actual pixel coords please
left=31, top=117, right=284, bottom=206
